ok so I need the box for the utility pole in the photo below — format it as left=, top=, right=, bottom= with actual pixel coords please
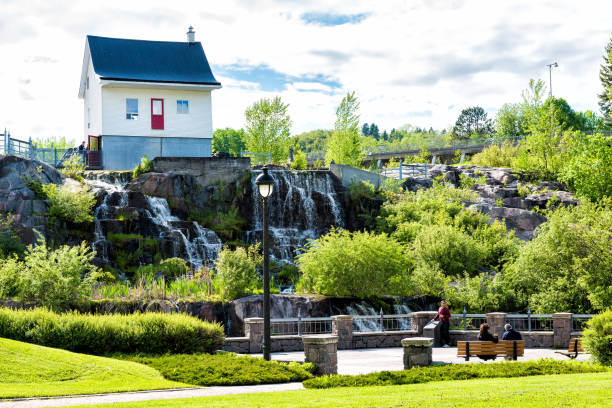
left=546, top=62, right=558, bottom=98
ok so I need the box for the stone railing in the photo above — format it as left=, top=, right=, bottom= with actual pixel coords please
left=223, top=312, right=590, bottom=353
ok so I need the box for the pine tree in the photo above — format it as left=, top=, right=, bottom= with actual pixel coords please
left=598, top=36, right=612, bottom=126
left=362, top=123, right=370, bottom=136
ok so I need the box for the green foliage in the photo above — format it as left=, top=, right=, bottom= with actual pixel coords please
left=504, top=199, right=612, bottom=313
left=517, top=183, right=531, bottom=198
left=188, top=209, right=246, bottom=242
left=459, top=173, right=475, bottom=189
left=214, top=244, right=262, bottom=299
left=33, top=136, right=76, bottom=149
left=495, top=103, right=527, bottom=138
left=296, top=228, right=412, bottom=297
left=23, top=178, right=47, bottom=200
left=290, top=149, right=307, bottom=170
left=447, top=273, right=516, bottom=312
left=42, top=183, right=95, bottom=224
left=13, top=241, right=99, bottom=310
left=133, top=155, right=153, bottom=178
left=0, top=255, right=21, bottom=298
left=470, top=141, right=519, bottom=168
left=302, top=359, right=608, bottom=389
left=133, top=258, right=190, bottom=282
left=325, top=91, right=363, bottom=166
left=244, top=97, right=292, bottom=163
left=0, top=307, right=225, bottom=355
left=0, top=337, right=184, bottom=399
left=450, top=106, right=494, bottom=140
left=0, top=215, right=25, bottom=258
left=582, top=310, right=612, bottom=366
left=61, top=154, right=86, bottom=180
left=291, top=129, right=332, bottom=153
left=118, top=353, right=313, bottom=386
left=212, top=128, right=246, bottom=157
left=559, top=133, right=612, bottom=202
left=599, top=36, right=612, bottom=125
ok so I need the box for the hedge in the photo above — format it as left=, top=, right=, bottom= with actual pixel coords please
left=0, top=307, right=224, bottom=354
left=303, top=359, right=610, bottom=388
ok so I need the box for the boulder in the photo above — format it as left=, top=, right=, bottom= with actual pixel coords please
left=470, top=202, right=547, bottom=240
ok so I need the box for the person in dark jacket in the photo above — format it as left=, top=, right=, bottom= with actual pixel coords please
left=501, top=323, right=522, bottom=340
left=431, top=300, right=451, bottom=347
left=477, top=323, right=498, bottom=361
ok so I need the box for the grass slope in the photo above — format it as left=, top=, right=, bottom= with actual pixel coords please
left=0, top=338, right=187, bottom=399
left=115, top=353, right=314, bottom=386
left=71, top=372, right=611, bottom=408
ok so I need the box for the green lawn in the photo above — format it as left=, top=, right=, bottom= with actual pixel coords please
left=0, top=338, right=188, bottom=399
left=72, top=372, right=611, bottom=408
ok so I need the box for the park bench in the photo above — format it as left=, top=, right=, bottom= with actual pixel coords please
left=457, top=340, right=525, bottom=361
left=554, top=338, right=585, bottom=359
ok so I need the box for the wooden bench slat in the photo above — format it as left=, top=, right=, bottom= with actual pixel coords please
left=457, top=340, right=525, bottom=360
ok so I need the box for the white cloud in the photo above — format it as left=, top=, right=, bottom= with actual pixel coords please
left=0, top=0, right=610, bottom=141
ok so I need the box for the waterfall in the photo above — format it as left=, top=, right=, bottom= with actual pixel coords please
left=346, top=302, right=381, bottom=332
left=393, top=304, right=413, bottom=330
left=246, top=170, right=345, bottom=263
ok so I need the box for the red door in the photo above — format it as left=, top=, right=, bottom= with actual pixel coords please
left=151, top=99, right=164, bottom=129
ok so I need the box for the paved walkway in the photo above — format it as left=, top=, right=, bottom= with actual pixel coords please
left=0, top=348, right=591, bottom=407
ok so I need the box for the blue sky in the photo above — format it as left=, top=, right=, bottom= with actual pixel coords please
left=0, top=0, right=610, bottom=140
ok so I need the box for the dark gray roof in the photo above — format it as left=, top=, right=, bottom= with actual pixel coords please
left=87, top=35, right=220, bottom=86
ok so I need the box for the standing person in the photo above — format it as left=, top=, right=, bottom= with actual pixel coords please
left=431, top=300, right=451, bottom=348
left=477, top=323, right=498, bottom=361
left=78, top=141, right=86, bottom=151
left=501, top=323, right=522, bottom=340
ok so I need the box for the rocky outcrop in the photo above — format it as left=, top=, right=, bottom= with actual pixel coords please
left=0, top=155, right=65, bottom=242
left=420, top=164, right=578, bottom=240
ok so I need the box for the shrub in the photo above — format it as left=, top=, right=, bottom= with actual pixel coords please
left=0, top=215, right=25, bottom=258
left=446, top=273, right=516, bottom=312
left=117, top=353, right=313, bottom=386
left=470, top=141, right=518, bottom=168
left=582, top=310, right=612, bottom=366
left=0, top=256, right=21, bottom=298
left=296, top=228, right=412, bottom=297
left=133, top=155, right=153, bottom=179
left=303, top=359, right=608, bottom=389
left=214, top=244, right=262, bottom=299
left=290, top=150, right=307, bottom=170
left=17, top=241, right=100, bottom=310
left=61, top=154, right=86, bottom=180
left=42, top=183, right=95, bottom=224
left=0, top=307, right=224, bottom=354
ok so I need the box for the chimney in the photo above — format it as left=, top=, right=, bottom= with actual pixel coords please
left=186, top=26, right=195, bottom=43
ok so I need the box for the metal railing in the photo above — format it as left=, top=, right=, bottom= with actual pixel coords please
left=270, top=316, right=332, bottom=336
left=367, top=135, right=525, bottom=156
left=450, top=313, right=487, bottom=331
left=507, top=313, right=553, bottom=332
left=352, top=313, right=413, bottom=333
left=375, top=163, right=429, bottom=179
left=241, top=150, right=271, bottom=164
left=572, top=314, right=593, bottom=332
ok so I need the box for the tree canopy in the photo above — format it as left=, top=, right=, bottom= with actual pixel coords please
left=598, top=36, right=612, bottom=125
left=325, top=92, right=363, bottom=166
left=244, top=97, right=292, bottom=163
left=450, top=106, right=494, bottom=140
left=212, top=128, right=246, bottom=157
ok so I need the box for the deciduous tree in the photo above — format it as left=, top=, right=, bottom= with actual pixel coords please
left=244, top=97, right=292, bottom=163
left=326, top=92, right=363, bottom=166
left=598, top=36, right=612, bottom=126
left=450, top=106, right=494, bottom=140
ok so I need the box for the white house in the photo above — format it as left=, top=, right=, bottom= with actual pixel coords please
left=78, top=27, right=221, bottom=170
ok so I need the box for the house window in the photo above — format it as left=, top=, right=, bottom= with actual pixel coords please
left=126, top=98, right=138, bottom=120
left=177, top=100, right=189, bottom=114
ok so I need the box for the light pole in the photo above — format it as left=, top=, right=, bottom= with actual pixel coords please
left=255, top=166, right=275, bottom=361
left=546, top=62, right=558, bottom=98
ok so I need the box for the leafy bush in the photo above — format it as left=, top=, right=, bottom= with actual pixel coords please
left=582, top=310, right=612, bottom=366
left=0, top=307, right=224, bottom=354
left=0, top=215, right=25, bottom=258
left=296, top=228, right=412, bottom=297
left=447, top=273, right=516, bottom=312
left=214, top=244, right=262, bottom=299
left=133, top=155, right=153, bottom=179
left=504, top=199, right=612, bottom=313
left=61, top=154, right=86, bottom=180
left=16, top=241, right=100, bottom=310
left=303, top=359, right=608, bottom=389
left=559, top=133, right=612, bottom=202
left=117, top=353, right=313, bottom=386
left=290, top=149, right=307, bottom=170
left=133, top=258, right=190, bottom=282
left=42, top=183, right=95, bottom=224
left=470, top=141, right=518, bottom=168
left=0, top=256, right=21, bottom=298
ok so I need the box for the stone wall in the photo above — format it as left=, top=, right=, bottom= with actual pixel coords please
left=151, top=157, right=251, bottom=186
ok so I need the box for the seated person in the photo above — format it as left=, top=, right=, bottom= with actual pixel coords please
left=501, top=323, right=522, bottom=341
left=477, top=323, right=498, bottom=361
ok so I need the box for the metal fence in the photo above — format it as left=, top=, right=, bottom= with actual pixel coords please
left=270, top=317, right=332, bottom=336
left=367, top=135, right=526, bottom=155
left=241, top=150, right=271, bottom=165
left=376, top=163, right=429, bottom=179
left=352, top=314, right=413, bottom=333
left=450, top=313, right=488, bottom=330
left=572, top=314, right=593, bottom=332
left=506, top=314, right=553, bottom=332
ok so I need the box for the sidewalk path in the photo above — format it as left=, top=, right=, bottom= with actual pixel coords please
left=0, top=347, right=591, bottom=407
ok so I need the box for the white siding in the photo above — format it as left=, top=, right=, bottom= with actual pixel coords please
left=83, top=58, right=102, bottom=140
left=101, top=87, right=213, bottom=139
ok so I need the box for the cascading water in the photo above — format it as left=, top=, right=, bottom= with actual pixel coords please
left=246, top=170, right=345, bottom=263
left=346, top=302, right=382, bottom=332
left=85, top=172, right=222, bottom=270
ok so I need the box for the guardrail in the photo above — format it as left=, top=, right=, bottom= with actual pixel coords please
left=572, top=314, right=593, bottom=332
left=270, top=316, right=332, bottom=336
left=241, top=150, right=271, bottom=164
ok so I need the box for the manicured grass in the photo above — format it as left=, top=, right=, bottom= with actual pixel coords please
left=0, top=338, right=187, bottom=399
left=70, top=372, right=612, bottom=407
left=115, top=352, right=314, bottom=386
left=303, top=359, right=610, bottom=388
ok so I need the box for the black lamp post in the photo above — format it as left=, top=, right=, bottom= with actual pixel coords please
left=255, top=166, right=275, bottom=361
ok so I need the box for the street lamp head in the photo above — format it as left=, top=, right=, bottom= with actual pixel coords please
left=553, top=62, right=558, bottom=68
left=255, top=166, right=275, bottom=198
